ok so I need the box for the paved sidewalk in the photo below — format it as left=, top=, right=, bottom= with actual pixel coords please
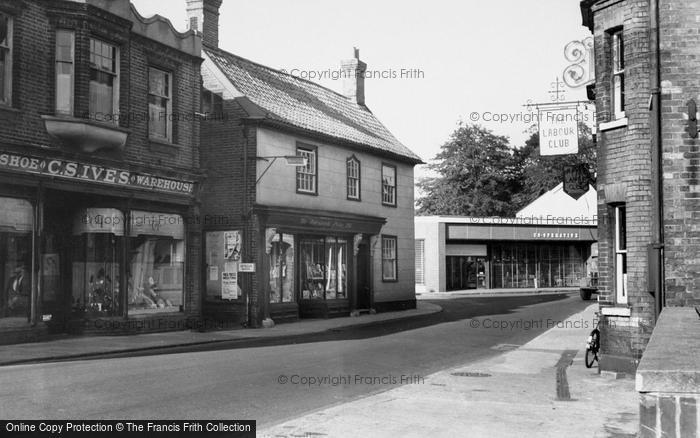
left=416, top=287, right=580, bottom=299
left=0, top=302, right=442, bottom=366
left=260, top=304, right=639, bottom=438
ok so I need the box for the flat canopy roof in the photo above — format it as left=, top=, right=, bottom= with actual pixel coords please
left=416, top=215, right=597, bottom=227
left=446, top=222, right=597, bottom=242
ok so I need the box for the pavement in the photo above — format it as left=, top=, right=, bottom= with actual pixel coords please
left=416, top=287, right=580, bottom=299
left=0, top=301, right=443, bottom=367
left=259, top=303, right=639, bottom=438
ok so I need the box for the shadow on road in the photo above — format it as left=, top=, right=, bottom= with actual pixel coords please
left=76, top=294, right=572, bottom=361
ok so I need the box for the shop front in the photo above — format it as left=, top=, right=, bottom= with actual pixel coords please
left=257, top=206, right=385, bottom=322
left=415, top=216, right=598, bottom=294
left=0, top=149, right=200, bottom=342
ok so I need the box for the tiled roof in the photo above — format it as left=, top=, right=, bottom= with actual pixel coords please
left=204, top=47, right=422, bottom=164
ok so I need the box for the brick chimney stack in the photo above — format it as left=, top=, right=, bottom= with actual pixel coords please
left=341, top=47, right=367, bottom=106
left=186, top=0, right=223, bottom=48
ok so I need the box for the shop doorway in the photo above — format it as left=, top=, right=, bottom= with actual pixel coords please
left=356, top=243, right=371, bottom=309
left=446, top=256, right=486, bottom=291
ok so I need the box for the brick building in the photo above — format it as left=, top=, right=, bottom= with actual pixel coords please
left=189, top=0, right=422, bottom=327
left=0, top=0, right=204, bottom=343
left=581, top=0, right=700, bottom=373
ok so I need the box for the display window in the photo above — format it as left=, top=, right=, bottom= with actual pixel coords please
left=299, top=236, right=347, bottom=300
left=490, top=242, right=589, bottom=288
left=0, top=197, right=33, bottom=321
left=71, top=208, right=123, bottom=317
left=128, top=211, right=185, bottom=314
left=269, top=233, right=295, bottom=303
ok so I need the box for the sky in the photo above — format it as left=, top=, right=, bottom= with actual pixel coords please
left=131, top=0, right=592, bottom=182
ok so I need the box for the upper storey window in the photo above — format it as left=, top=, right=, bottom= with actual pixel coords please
left=0, top=13, right=13, bottom=106
left=89, top=39, right=119, bottom=122
left=148, top=67, right=172, bottom=141
left=611, top=30, right=625, bottom=120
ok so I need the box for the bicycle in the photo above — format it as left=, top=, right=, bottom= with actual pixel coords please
left=585, top=323, right=600, bottom=368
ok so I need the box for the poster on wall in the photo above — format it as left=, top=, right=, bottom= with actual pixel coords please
left=222, top=271, right=238, bottom=300
left=224, top=231, right=241, bottom=261
left=205, top=230, right=242, bottom=300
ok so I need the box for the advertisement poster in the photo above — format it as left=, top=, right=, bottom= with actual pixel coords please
left=224, top=231, right=241, bottom=261
left=222, top=271, right=238, bottom=300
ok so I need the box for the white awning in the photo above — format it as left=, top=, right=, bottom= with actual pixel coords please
left=73, top=208, right=125, bottom=236
left=129, top=210, right=184, bottom=239
left=0, top=197, right=33, bottom=233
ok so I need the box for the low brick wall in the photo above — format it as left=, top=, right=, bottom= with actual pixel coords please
left=636, top=307, right=700, bottom=438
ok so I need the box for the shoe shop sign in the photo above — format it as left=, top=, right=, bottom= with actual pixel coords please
left=0, top=151, right=194, bottom=195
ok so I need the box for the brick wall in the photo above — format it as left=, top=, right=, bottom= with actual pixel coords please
left=0, top=0, right=201, bottom=173
left=658, top=0, right=700, bottom=307
left=0, top=0, right=204, bottom=337
left=589, top=0, right=656, bottom=372
left=199, top=92, right=259, bottom=326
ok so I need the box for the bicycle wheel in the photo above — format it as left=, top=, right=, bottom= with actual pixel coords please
left=585, top=348, right=597, bottom=368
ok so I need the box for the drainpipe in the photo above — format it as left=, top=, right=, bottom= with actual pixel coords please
left=649, top=0, right=664, bottom=320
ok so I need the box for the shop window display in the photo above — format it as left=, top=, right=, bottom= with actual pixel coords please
left=128, top=237, right=184, bottom=313
left=299, top=236, right=347, bottom=300
left=128, top=212, right=185, bottom=314
left=72, top=233, right=122, bottom=316
left=1, top=235, right=31, bottom=320
left=269, top=233, right=295, bottom=303
left=72, top=209, right=124, bottom=316
left=0, top=197, right=33, bottom=321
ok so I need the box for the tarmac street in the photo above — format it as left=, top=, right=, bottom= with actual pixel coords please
left=260, top=303, right=639, bottom=438
left=0, top=293, right=637, bottom=436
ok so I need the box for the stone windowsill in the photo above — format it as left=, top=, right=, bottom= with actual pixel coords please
left=636, top=307, right=700, bottom=393
left=599, top=117, right=628, bottom=132
left=601, top=306, right=631, bottom=317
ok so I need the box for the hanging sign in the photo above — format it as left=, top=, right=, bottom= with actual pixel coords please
left=539, top=108, right=579, bottom=155
left=563, top=164, right=591, bottom=200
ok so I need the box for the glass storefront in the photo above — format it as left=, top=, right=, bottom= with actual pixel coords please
left=299, top=236, right=348, bottom=300
left=70, top=208, right=185, bottom=316
left=0, top=197, right=33, bottom=322
left=446, top=256, right=486, bottom=291
left=490, top=242, right=589, bottom=288
left=127, top=211, right=185, bottom=314
left=72, top=208, right=123, bottom=317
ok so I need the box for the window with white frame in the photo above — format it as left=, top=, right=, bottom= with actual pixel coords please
left=89, top=38, right=119, bottom=122
left=148, top=67, right=172, bottom=141
left=614, top=205, right=627, bottom=304
left=0, top=13, right=13, bottom=105
left=382, top=235, right=397, bottom=281
left=611, top=30, right=625, bottom=120
left=55, top=30, right=74, bottom=115
left=382, top=164, right=396, bottom=206
left=347, top=156, right=360, bottom=200
left=415, top=239, right=425, bottom=285
left=296, top=146, right=317, bottom=194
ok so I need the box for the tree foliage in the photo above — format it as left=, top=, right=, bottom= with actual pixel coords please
left=416, top=123, right=519, bottom=216
left=416, top=122, right=596, bottom=217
